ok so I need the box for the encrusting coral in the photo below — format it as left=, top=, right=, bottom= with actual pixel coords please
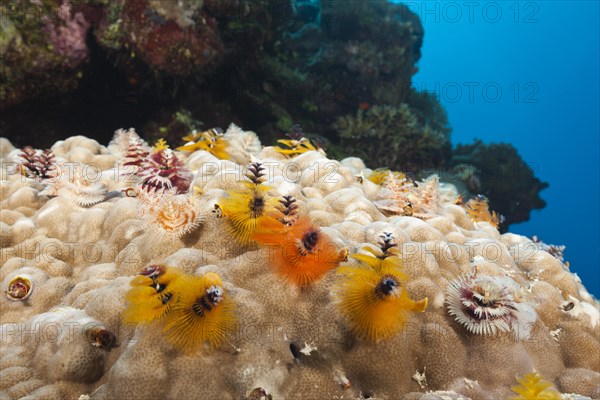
left=0, top=126, right=598, bottom=400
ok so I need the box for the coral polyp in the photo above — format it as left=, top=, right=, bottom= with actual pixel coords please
left=445, top=272, right=537, bottom=339
left=5, top=276, right=33, bottom=301
left=509, top=372, right=561, bottom=400
left=334, top=234, right=428, bottom=341
left=163, top=273, right=236, bottom=353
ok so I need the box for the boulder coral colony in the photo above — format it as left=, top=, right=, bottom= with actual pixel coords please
left=0, top=126, right=598, bottom=399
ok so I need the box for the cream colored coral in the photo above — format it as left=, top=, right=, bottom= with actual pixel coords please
left=0, top=134, right=598, bottom=400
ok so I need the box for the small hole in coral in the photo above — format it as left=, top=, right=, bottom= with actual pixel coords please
left=289, top=342, right=301, bottom=360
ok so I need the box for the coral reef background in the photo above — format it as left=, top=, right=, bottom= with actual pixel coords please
left=405, top=0, right=600, bottom=297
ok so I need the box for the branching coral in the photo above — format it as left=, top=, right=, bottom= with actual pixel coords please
left=445, top=271, right=537, bottom=339
left=510, top=372, right=561, bottom=400
left=334, top=100, right=451, bottom=172
left=333, top=233, right=428, bottom=341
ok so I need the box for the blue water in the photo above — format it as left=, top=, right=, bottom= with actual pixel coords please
left=394, top=1, right=600, bottom=297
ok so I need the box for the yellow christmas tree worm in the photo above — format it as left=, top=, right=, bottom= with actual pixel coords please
left=462, top=194, right=504, bottom=228
left=367, top=168, right=406, bottom=186
left=273, top=124, right=326, bottom=158
left=177, top=128, right=230, bottom=160
left=162, top=272, right=236, bottom=353
left=152, top=138, right=170, bottom=152
left=216, top=162, right=279, bottom=245
left=122, top=265, right=185, bottom=325
left=510, top=372, right=561, bottom=400
left=333, top=233, right=428, bottom=341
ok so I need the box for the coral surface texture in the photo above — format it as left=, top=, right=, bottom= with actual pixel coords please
left=0, top=129, right=598, bottom=400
